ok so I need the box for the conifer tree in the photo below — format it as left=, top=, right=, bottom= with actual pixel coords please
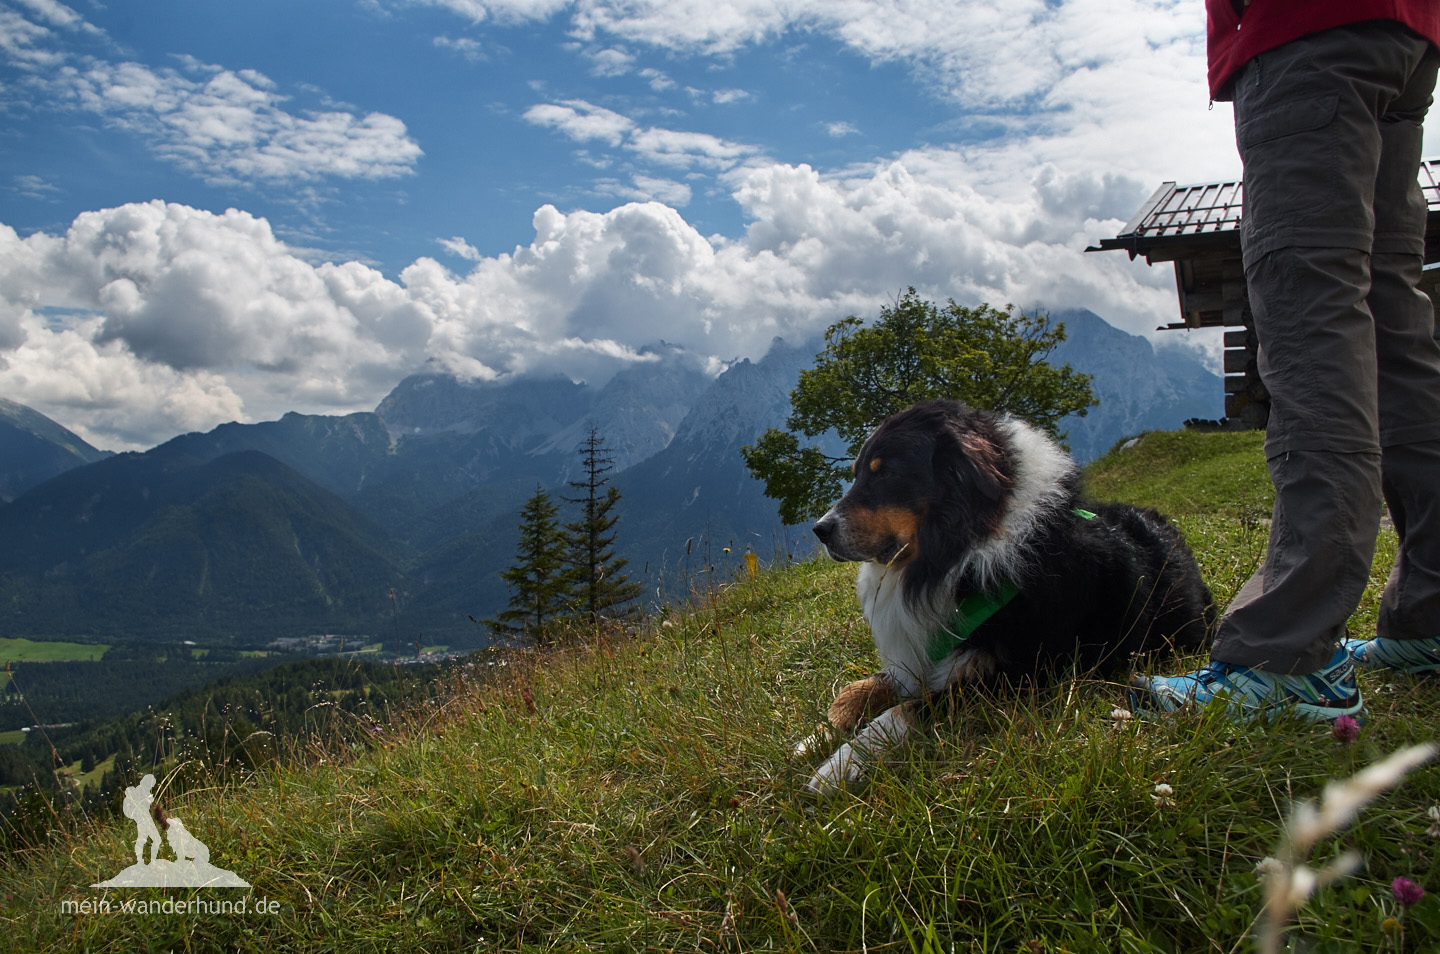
left=488, top=485, right=571, bottom=641
left=563, top=427, right=642, bottom=626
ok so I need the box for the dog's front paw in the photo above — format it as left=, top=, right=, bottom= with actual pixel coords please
left=803, top=704, right=916, bottom=798
left=792, top=723, right=836, bottom=760
left=806, top=742, right=863, bottom=797
left=827, top=674, right=899, bottom=733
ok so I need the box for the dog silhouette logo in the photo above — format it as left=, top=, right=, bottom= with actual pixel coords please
left=91, top=774, right=250, bottom=889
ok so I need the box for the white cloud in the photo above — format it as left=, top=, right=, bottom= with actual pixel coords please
left=437, top=235, right=482, bottom=260
left=12, top=173, right=59, bottom=198
left=0, top=139, right=1188, bottom=448
left=12, top=0, right=101, bottom=34
left=49, top=58, right=423, bottom=185
left=523, top=99, right=635, bottom=147
left=410, top=0, right=570, bottom=25
left=0, top=205, right=433, bottom=447
left=0, top=3, right=66, bottom=68
left=495, top=1, right=1234, bottom=191
left=629, top=174, right=691, bottom=206
left=596, top=174, right=692, bottom=206
left=0, top=310, right=246, bottom=450
left=711, top=88, right=749, bottom=105
left=587, top=46, right=635, bottom=76
left=628, top=126, right=757, bottom=168
left=639, top=67, right=674, bottom=91
left=0, top=1, right=1246, bottom=448
left=526, top=98, right=761, bottom=171
left=824, top=121, right=859, bottom=138
left=433, top=34, right=487, bottom=61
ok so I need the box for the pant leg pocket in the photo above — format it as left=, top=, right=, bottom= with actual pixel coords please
left=1237, top=89, right=1341, bottom=229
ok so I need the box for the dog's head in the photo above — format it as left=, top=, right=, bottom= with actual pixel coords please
left=812, top=400, right=1014, bottom=574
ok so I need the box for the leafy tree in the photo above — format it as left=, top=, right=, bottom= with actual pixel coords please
left=742, top=288, right=1097, bottom=523
left=563, top=427, right=642, bottom=626
left=486, top=485, right=571, bottom=641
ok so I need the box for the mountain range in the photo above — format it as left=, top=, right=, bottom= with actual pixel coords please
left=0, top=396, right=112, bottom=503
left=0, top=309, right=1222, bottom=646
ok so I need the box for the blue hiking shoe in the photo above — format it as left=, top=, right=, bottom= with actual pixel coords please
left=1344, top=634, right=1440, bottom=675
left=1128, top=646, right=1364, bottom=723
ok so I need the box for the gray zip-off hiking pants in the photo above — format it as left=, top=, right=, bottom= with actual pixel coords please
left=1211, top=20, right=1440, bottom=674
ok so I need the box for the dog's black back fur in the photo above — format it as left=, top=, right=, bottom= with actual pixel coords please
left=967, top=502, right=1215, bottom=686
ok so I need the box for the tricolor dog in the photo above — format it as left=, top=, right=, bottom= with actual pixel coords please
left=802, top=400, right=1214, bottom=795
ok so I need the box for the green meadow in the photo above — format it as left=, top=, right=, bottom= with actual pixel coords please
left=0, top=637, right=109, bottom=693
left=4, top=430, right=1437, bottom=953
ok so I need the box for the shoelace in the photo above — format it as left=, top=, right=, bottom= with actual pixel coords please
left=1192, top=661, right=1239, bottom=686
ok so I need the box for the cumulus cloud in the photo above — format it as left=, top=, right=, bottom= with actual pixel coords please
left=0, top=142, right=1185, bottom=448
left=0, top=206, right=430, bottom=447
left=0, top=0, right=1239, bottom=448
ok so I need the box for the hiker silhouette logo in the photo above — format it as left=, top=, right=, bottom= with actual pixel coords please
left=91, top=774, right=250, bottom=889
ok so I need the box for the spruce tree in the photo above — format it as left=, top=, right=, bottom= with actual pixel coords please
left=563, top=427, right=642, bottom=626
left=488, top=485, right=571, bottom=641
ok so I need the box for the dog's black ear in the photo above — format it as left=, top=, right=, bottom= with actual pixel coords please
left=934, top=419, right=1007, bottom=505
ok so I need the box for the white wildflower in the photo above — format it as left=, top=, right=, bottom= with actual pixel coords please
left=1290, top=743, right=1438, bottom=847
left=1258, top=744, right=1436, bottom=954
left=1151, top=782, right=1176, bottom=808
left=1427, top=805, right=1440, bottom=839
left=1109, top=707, right=1134, bottom=723
left=1254, top=856, right=1285, bottom=879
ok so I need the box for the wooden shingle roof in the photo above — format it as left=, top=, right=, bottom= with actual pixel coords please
left=1088, top=157, right=1440, bottom=262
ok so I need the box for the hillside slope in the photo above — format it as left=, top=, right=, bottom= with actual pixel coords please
left=7, top=430, right=1437, bottom=953
left=0, top=397, right=111, bottom=503
left=0, top=450, right=411, bottom=640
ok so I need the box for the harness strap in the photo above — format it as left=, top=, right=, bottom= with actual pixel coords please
left=926, top=507, right=1098, bottom=663
left=929, top=583, right=1019, bottom=663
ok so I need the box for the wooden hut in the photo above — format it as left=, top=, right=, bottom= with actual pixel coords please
left=1088, top=160, right=1440, bottom=427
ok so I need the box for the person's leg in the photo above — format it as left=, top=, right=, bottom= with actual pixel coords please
left=1369, top=441, right=1440, bottom=649
left=1131, top=22, right=1434, bottom=718
left=1345, top=38, right=1440, bottom=669
left=1206, top=22, right=1411, bottom=675
left=1214, top=446, right=1381, bottom=672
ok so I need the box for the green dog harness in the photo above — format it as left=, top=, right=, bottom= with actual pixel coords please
left=926, top=508, right=1099, bottom=663
left=928, top=583, right=1020, bottom=663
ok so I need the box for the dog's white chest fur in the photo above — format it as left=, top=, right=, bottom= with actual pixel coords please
left=857, top=562, right=945, bottom=694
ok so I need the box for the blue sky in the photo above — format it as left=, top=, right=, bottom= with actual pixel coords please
left=1, top=0, right=1380, bottom=451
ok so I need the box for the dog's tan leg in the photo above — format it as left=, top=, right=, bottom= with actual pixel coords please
left=827, top=674, right=900, bottom=733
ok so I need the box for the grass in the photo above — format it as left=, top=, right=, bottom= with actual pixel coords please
left=0, top=637, right=110, bottom=664
left=3, top=429, right=1437, bottom=953
left=1, top=637, right=110, bottom=691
